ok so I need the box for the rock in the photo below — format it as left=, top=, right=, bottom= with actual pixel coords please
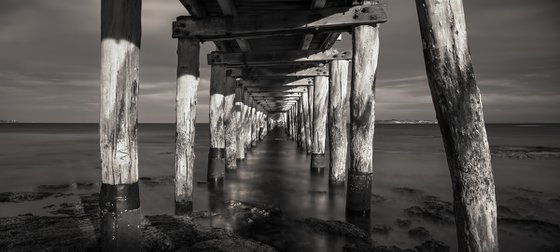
left=413, top=240, right=449, bottom=252
left=407, top=227, right=430, bottom=240
left=392, top=188, right=424, bottom=197
left=343, top=243, right=412, bottom=252
left=0, top=192, right=60, bottom=203
left=404, top=196, right=454, bottom=224
left=371, top=225, right=391, bottom=235
left=75, top=182, right=97, bottom=189
left=0, top=214, right=98, bottom=251
left=395, top=218, right=411, bottom=228
left=139, top=176, right=174, bottom=186
left=300, top=218, right=369, bottom=239
left=36, top=184, right=71, bottom=191
left=191, top=238, right=276, bottom=252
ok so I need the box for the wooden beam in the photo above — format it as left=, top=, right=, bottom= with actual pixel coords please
left=300, top=34, right=314, bottom=50
left=100, top=0, right=141, bottom=249
left=252, top=98, right=299, bottom=102
left=258, top=102, right=297, bottom=106
left=416, top=0, right=498, bottom=250
left=216, top=0, right=237, bottom=16
left=172, top=3, right=387, bottom=40
left=223, top=72, right=237, bottom=170
left=311, top=76, right=328, bottom=171
left=175, top=38, right=200, bottom=215
left=208, top=49, right=351, bottom=66
left=240, top=78, right=313, bottom=87
left=250, top=101, right=258, bottom=146
left=301, top=0, right=327, bottom=50
left=308, top=84, right=314, bottom=152
left=242, top=65, right=329, bottom=78
left=215, top=0, right=252, bottom=52
left=235, top=84, right=245, bottom=160
left=302, top=90, right=312, bottom=152
left=311, top=0, right=327, bottom=9
left=179, top=0, right=206, bottom=17
left=208, top=65, right=226, bottom=183
left=235, top=39, right=251, bottom=51
left=346, top=24, right=379, bottom=216
left=242, top=91, right=251, bottom=152
left=320, top=32, right=342, bottom=49
left=255, top=97, right=299, bottom=104
left=250, top=93, right=301, bottom=97
left=178, top=0, right=232, bottom=53
left=100, top=0, right=141, bottom=186
left=328, top=60, right=349, bottom=184
left=246, top=86, right=307, bottom=93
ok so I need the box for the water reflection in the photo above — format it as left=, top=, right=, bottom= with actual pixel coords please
left=346, top=212, right=372, bottom=235
left=208, top=180, right=225, bottom=213
left=99, top=183, right=142, bottom=251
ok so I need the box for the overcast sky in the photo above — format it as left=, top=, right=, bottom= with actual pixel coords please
left=0, top=0, right=559, bottom=123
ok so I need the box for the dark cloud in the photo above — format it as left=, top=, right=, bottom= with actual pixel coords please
left=0, top=0, right=558, bottom=123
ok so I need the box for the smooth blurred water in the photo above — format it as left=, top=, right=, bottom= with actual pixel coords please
left=0, top=123, right=559, bottom=251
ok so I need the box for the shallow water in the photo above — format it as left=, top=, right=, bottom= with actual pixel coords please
left=0, top=123, right=559, bottom=251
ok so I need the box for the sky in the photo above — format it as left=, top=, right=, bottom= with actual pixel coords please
left=0, top=0, right=559, bottom=123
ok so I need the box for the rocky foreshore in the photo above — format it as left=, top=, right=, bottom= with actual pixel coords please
left=0, top=190, right=453, bottom=252
left=2, top=182, right=559, bottom=251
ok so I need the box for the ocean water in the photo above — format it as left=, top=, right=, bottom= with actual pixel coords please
left=0, top=123, right=559, bottom=251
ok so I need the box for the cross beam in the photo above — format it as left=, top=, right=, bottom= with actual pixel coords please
left=249, top=93, right=302, bottom=97
left=172, top=3, right=387, bottom=40
left=240, top=78, right=313, bottom=87
left=241, top=65, right=328, bottom=77
left=252, top=97, right=300, bottom=101
left=246, top=87, right=307, bottom=93
left=209, top=49, right=350, bottom=66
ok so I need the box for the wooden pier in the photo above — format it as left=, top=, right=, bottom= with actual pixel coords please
left=99, top=0, right=498, bottom=251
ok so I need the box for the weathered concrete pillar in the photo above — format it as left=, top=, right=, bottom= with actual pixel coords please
left=208, top=65, right=226, bottom=184
left=416, top=0, right=498, bottom=250
left=328, top=60, right=349, bottom=184
left=346, top=24, right=379, bottom=216
left=224, top=71, right=237, bottom=170
left=235, top=84, right=245, bottom=160
left=311, top=76, right=329, bottom=171
left=174, top=37, right=200, bottom=215
left=99, top=0, right=141, bottom=250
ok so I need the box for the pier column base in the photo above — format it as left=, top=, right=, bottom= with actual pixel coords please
left=310, top=167, right=325, bottom=175
left=207, top=148, right=225, bottom=183
left=175, top=201, right=193, bottom=215
left=99, top=183, right=141, bottom=251
left=311, top=153, right=326, bottom=169
left=346, top=172, right=373, bottom=216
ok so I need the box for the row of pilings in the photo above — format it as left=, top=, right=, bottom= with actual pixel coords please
left=98, top=0, right=499, bottom=251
